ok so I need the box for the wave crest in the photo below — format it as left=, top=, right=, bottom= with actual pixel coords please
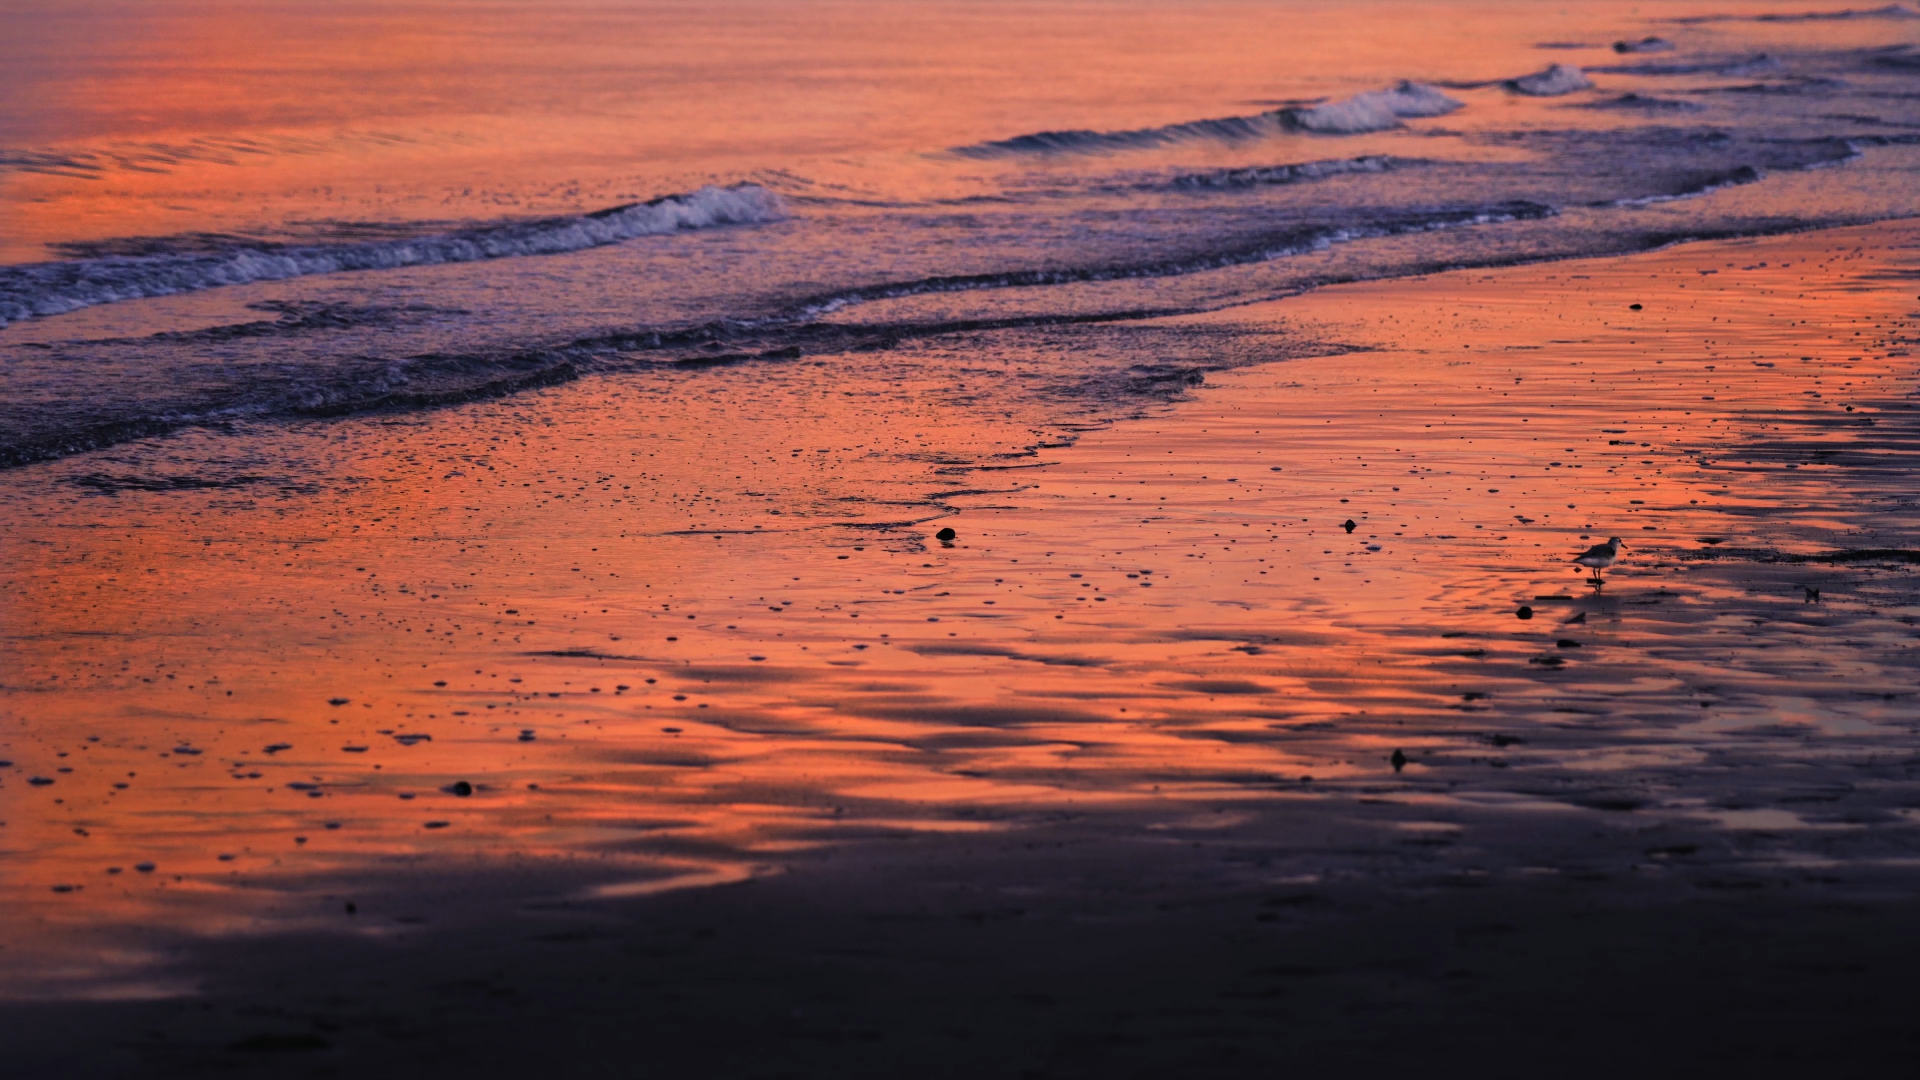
left=949, top=114, right=1288, bottom=158
left=1508, top=65, right=1594, bottom=96
left=1279, top=82, right=1463, bottom=134
left=948, top=82, right=1461, bottom=157
left=0, top=184, right=784, bottom=328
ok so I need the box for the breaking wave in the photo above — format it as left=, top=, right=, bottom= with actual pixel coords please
left=1277, top=82, right=1463, bottom=134
left=948, top=82, right=1460, bottom=157
left=1507, top=64, right=1595, bottom=96
left=0, top=184, right=785, bottom=328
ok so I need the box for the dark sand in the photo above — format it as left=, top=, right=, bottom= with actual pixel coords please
left=4, top=222, right=1919, bottom=1074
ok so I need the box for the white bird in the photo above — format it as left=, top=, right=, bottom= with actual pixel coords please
left=1573, top=537, right=1624, bottom=585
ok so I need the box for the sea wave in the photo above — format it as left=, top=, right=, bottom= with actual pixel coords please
left=1507, top=64, right=1595, bottom=96
left=1166, top=155, right=1411, bottom=189
left=1667, top=4, right=1919, bottom=24
left=0, top=185, right=785, bottom=328
left=948, top=82, right=1460, bottom=157
left=948, top=114, right=1290, bottom=158
left=1602, top=165, right=1767, bottom=205
left=1581, top=93, right=1704, bottom=112
left=1278, top=82, right=1463, bottom=134
left=798, top=200, right=1552, bottom=315
left=1592, top=54, right=1784, bottom=76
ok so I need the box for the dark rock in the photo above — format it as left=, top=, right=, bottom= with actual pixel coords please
left=936, top=527, right=957, bottom=541
left=1342, top=519, right=1357, bottom=533
left=446, top=781, right=473, bottom=796
left=1390, top=749, right=1408, bottom=773
left=1516, top=606, right=1534, bottom=620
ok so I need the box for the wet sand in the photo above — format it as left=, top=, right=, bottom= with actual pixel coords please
left=3, top=220, right=1919, bottom=1072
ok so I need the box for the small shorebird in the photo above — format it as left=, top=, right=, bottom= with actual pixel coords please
left=1574, top=537, right=1624, bottom=585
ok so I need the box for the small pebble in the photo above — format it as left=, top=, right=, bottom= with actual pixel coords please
left=1516, top=606, right=1534, bottom=620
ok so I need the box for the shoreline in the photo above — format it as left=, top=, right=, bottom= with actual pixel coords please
left=4, top=217, right=1918, bottom=1071
left=9, top=209, right=1920, bottom=473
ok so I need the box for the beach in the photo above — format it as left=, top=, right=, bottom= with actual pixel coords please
left=5, top=220, right=1918, bottom=1071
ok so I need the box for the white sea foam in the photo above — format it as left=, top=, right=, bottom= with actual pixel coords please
left=1282, top=82, right=1463, bottom=134
left=1509, top=64, right=1594, bottom=96
left=0, top=184, right=784, bottom=328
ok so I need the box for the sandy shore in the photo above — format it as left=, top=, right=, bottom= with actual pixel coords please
left=3, top=220, right=1918, bottom=1072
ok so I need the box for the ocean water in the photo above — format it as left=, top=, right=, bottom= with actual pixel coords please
left=2, top=0, right=1918, bottom=468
